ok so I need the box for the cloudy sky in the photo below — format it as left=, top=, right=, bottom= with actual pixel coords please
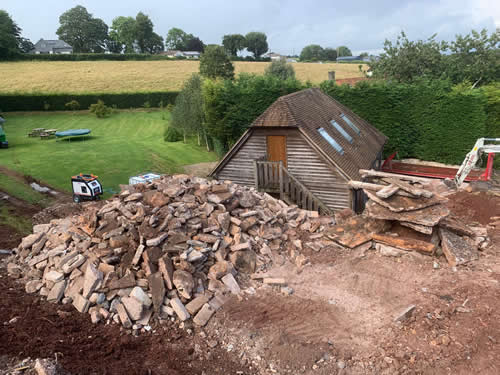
left=3, top=0, right=499, bottom=55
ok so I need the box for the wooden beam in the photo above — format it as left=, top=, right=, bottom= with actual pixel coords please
left=348, top=180, right=413, bottom=197
left=359, top=169, right=433, bottom=183
left=376, top=184, right=399, bottom=198
left=382, top=177, right=433, bottom=198
left=372, top=233, right=436, bottom=253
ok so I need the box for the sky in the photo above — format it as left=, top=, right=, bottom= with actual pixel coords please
left=2, top=0, right=499, bottom=55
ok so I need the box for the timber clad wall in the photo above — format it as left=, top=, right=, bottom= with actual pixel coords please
left=216, top=128, right=352, bottom=211
left=286, top=132, right=351, bottom=211
left=216, top=133, right=266, bottom=186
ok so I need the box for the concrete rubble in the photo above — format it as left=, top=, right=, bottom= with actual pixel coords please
left=343, top=170, right=489, bottom=266
left=5, top=174, right=328, bottom=330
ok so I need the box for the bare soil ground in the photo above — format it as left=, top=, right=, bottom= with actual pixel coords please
left=1, top=175, right=499, bottom=374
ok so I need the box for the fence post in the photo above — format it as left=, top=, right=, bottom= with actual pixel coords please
left=279, top=161, right=284, bottom=200
left=253, top=160, right=258, bottom=190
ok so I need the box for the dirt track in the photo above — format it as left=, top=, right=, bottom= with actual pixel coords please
left=1, top=180, right=500, bottom=374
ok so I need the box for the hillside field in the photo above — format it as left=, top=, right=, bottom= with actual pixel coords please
left=0, top=60, right=366, bottom=93
left=0, top=111, right=218, bottom=195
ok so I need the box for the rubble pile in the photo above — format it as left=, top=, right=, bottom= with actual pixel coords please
left=6, top=175, right=329, bottom=330
left=337, top=170, right=490, bottom=266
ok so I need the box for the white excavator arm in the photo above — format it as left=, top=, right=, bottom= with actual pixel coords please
left=454, top=138, right=500, bottom=187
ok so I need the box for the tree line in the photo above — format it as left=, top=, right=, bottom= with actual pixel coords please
left=1, top=5, right=356, bottom=61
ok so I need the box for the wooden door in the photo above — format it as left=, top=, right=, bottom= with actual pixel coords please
left=267, top=135, right=287, bottom=167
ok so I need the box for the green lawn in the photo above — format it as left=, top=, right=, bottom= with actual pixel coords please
left=0, top=111, right=218, bottom=197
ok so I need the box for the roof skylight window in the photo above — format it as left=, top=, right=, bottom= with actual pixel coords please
left=340, top=113, right=360, bottom=134
left=318, top=128, right=344, bottom=155
left=330, top=120, right=353, bottom=143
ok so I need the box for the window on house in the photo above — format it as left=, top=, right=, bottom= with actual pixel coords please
left=330, top=120, right=353, bottom=143
left=340, top=113, right=360, bottom=134
left=318, top=127, right=344, bottom=155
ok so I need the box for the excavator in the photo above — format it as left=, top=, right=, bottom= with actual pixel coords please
left=454, top=138, right=500, bottom=187
left=381, top=138, right=500, bottom=187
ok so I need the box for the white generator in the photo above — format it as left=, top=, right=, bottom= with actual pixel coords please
left=128, top=172, right=161, bottom=185
left=71, top=174, right=103, bottom=203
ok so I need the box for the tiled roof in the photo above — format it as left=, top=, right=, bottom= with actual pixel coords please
left=251, top=88, right=387, bottom=180
left=33, top=39, right=72, bottom=53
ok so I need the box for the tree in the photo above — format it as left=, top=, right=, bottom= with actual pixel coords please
left=369, top=31, right=447, bottom=82
left=322, top=47, right=338, bottom=61
left=171, top=74, right=209, bottom=149
left=300, top=44, right=324, bottom=61
left=445, top=29, right=500, bottom=86
left=337, top=46, right=352, bottom=57
left=222, top=34, right=246, bottom=56
left=145, top=32, right=164, bottom=54
left=135, top=12, right=155, bottom=53
left=165, top=27, right=188, bottom=50
left=245, top=32, right=268, bottom=59
left=0, top=10, right=23, bottom=58
left=265, top=59, right=295, bottom=80
left=56, top=5, right=109, bottom=53
left=185, top=35, right=205, bottom=52
left=359, top=52, right=369, bottom=59
left=109, top=16, right=136, bottom=53
left=199, top=45, right=235, bottom=80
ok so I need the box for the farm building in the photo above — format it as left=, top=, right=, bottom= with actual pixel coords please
left=210, top=88, right=387, bottom=213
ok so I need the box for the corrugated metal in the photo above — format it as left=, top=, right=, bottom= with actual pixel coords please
left=217, top=133, right=267, bottom=185
left=287, top=133, right=351, bottom=211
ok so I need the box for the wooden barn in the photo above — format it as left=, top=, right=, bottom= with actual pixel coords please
left=209, top=88, right=387, bottom=214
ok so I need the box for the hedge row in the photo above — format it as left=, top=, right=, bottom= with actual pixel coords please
left=7, top=53, right=187, bottom=61
left=0, top=91, right=179, bottom=112
left=5, top=54, right=273, bottom=62
left=320, top=80, right=488, bottom=165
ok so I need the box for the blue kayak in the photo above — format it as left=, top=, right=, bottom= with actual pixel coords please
left=55, top=129, right=91, bottom=137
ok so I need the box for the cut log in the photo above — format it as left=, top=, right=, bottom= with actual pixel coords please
left=365, top=200, right=449, bottom=227
left=439, top=216, right=476, bottom=237
left=376, top=184, right=399, bottom=198
left=365, top=190, right=445, bottom=213
left=372, top=233, right=436, bottom=253
left=382, top=178, right=433, bottom=198
left=439, top=228, right=478, bottom=267
left=359, top=169, right=433, bottom=183
left=400, top=221, right=433, bottom=235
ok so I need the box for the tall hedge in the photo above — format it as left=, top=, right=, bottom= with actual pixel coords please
left=203, top=73, right=305, bottom=154
left=5, top=53, right=184, bottom=61
left=0, top=91, right=178, bottom=112
left=320, top=80, right=488, bottom=164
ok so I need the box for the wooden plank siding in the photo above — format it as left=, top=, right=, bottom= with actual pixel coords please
left=216, top=131, right=267, bottom=186
left=286, top=131, right=351, bottom=211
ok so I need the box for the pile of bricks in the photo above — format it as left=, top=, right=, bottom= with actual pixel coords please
left=6, top=174, right=328, bottom=330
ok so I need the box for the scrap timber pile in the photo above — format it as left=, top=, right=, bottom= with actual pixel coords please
left=332, top=169, right=490, bottom=266
left=5, top=175, right=328, bottom=330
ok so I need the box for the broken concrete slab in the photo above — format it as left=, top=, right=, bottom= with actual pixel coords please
left=47, top=280, right=66, bottom=303
left=122, top=296, right=144, bottom=321
left=221, top=273, right=240, bottom=294
left=82, top=263, right=103, bottom=299
left=148, top=272, right=165, bottom=313
left=394, top=304, right=416, bottom=322
left=439, top=228, right=479, bottom=267
left=185, top=295, right=209, bottom=315
left=365, top=200, right=450, bottom=227
left=115, top=302, right=133, bottom=328
left=129, top=286, right=152, bottom=308
left=170, top=297, right=190, bottom=321
left=72, top=293, right=90, bottom=313
left=193, top=303, right=215, bottom=326
left=173, top=270, right=194, bottom=299
left=158, top=255, right=174, bottom=290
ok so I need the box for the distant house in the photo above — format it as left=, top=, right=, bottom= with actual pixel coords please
left=32, top=39, right=73, bottom=54
left=336, top=56, right=362, bottom=62
left=286, top=58, right=298, bottom=63
left=264, top=52, right=285, bottom=61
left=183, top=51, right=201, bottom=59
left=210, top=88, right=387, bottom=213
left=161, top=50, right=201, bottom=59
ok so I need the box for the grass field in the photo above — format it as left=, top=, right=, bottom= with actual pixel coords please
left=0, top=61, right=366, bottom=93
left=0, top=110, right=218, bottom=196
